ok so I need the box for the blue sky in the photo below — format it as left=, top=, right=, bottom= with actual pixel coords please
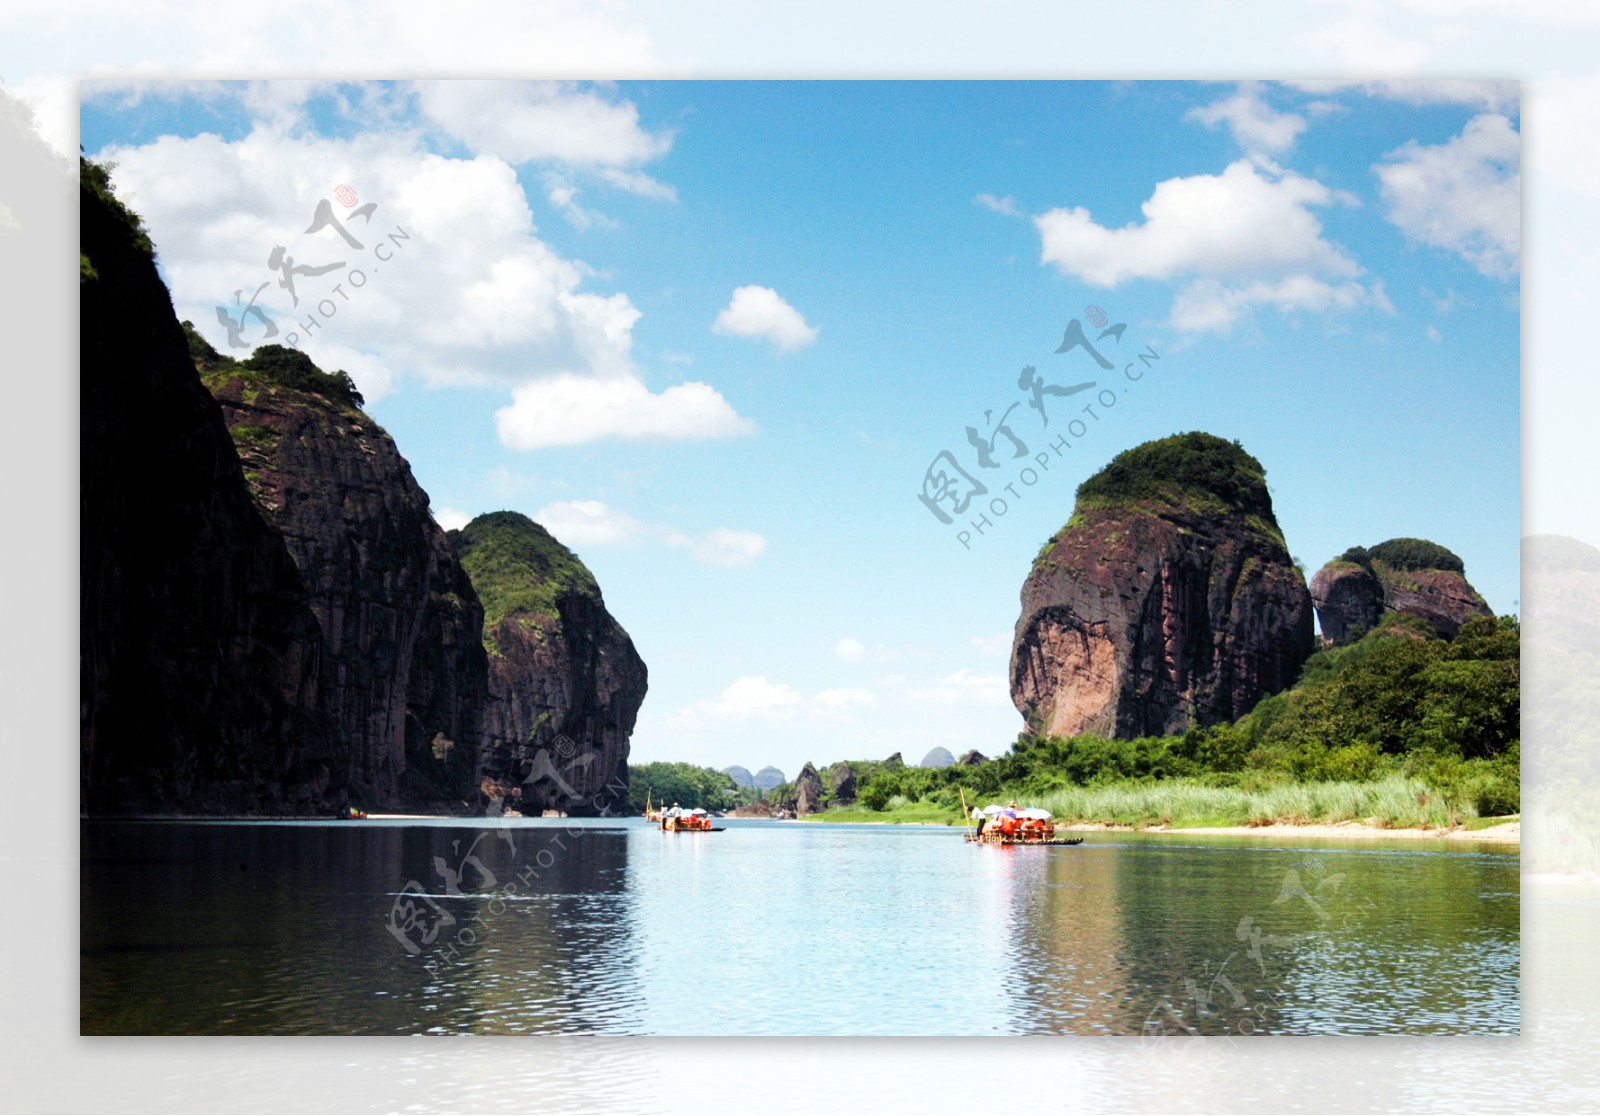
left=81, top=80, right=1521, bottom=780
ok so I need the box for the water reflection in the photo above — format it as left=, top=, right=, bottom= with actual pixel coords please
left=81, top=820, right=1517, bottom=1036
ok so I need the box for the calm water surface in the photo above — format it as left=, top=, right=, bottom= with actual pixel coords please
left=80, top=818, right=1518, bottom=1035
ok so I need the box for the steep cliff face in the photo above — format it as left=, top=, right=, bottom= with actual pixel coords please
left=1309, top=562, right=1385, bottom=643
left=452, top=512, right=646, bottom=816
left=1310, top=539, right=1493, bottom=642
left=1012, top=433, right=1315, bottom=740
left=793, top=762, right=824, bottom=816
left=201, top=347, right=488, bottom=810
left=80, top=163, right=346, bottom=814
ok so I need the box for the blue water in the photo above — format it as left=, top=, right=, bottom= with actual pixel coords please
left=80, top=817, right=1519, bottom=1035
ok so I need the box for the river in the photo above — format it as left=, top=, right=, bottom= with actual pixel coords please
left=80, top=817, right=1518, bottom=1036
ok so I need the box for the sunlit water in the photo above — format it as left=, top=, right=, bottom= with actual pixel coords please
left=80, top=818, right=1518, bottom=1036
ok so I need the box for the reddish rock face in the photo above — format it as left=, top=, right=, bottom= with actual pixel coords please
left=1310, top=562, right=1385, bottom=643
left=476, top=589, right=645, bottom=817
left=793, top=763, right=824, bottom=816
left=453, top=513, right=646, bottom=818
left=1014, top=505, right=1314, bottom=739
left=1381, top=567, right=1494, bottom=639
left=1011, top=435, right=1314, bottom=741
left=1309, top=544, right=1493, bottom=643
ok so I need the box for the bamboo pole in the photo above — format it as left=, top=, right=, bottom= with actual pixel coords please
left=960, top=787, right=974, bottom=842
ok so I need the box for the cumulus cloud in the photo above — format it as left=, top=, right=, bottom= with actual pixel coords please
left=415, top=80, right=672, bottom=168
left=666, top=676, right=878, bottom=730
left=433, top=506, right=471, bottom=531
left=1375, top=113, right=1521, bottom=280
left=496, top=374, right=754, bottom=448
left=712, top=285, right=819, bottom=351
left=1282, top=79, right=1519, bottom=113
left=1035, top=158, right=1381, bottom=333
left=899, top=669, right=1012, bottom=708
left=86, top=80, right=749, bottom=449
left=533, top=499, right=766, bottom=567
left=1187, top=82, right=1306, bottom=155
left=836, top=638, right=867, bottom=662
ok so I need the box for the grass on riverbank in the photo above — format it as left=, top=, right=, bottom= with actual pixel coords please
left=805, top=774, right=1488, bottom=830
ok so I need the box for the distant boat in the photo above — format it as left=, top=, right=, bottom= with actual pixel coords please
left=643, top=788, right=662, bottom=822
left=339, top=806, right=367, bottom=820
left=659, top=806, right=722, bottom=832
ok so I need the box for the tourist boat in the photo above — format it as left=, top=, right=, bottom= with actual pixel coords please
left=660, top=806, right=723, bottom=832
left=339, top=806, right=368, bottom=820
left=643, top=788, right=662, bottom=823
left=964, top=803, right=1082, bottom=846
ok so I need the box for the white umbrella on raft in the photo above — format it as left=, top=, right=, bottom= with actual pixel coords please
left=982, top=804, right=1011, bottom=816
left=1017, top=808, right=1053, bottom=820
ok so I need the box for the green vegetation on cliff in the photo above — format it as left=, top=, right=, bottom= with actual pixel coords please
left=449, top=512, right=599, bottom=635
left=1340, top=538, right=1465, bottom=574
left=80, top=157, right=153, bottom=263
left=187, top=325, right=366, bottom=411
left=809, top=613, right=1519, bottom=827
left=1074, top=431, right=1273, bottom=519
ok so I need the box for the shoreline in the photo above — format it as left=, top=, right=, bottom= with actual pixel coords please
left=800, top=815, right=1520, bottom=844
left=1058, top=819, right=1520, bottom=844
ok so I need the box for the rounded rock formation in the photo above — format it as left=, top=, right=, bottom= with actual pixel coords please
left=1012, top=433, right=1315, bottom=740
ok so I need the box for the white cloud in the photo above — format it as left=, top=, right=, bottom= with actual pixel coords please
left=87, top=81, right=744, bottom=450
left=543, top=174, right=617, bottom=230
left=434, top=506, right=471, bottom=532
left=496, top=373, right=755, bottom=448
left=1283, top=79, right=1519, bottom=113
left=831, top=638, right=931, bottom=664
left=1427, top=325, right=1443, bottom=342
left=416, top=80, right=672, bottom=168
left=975, top=192, right=1021, bottom=216
left=1375, top=114, right=1521, bottom=279
left=969, top=632, right=1013, bottom=657
left=533, top=499, right=767, bottom=568
left=1187, top=82, right=1306, bottom=155
left=900, top=669, right=1012, bottom=708
left=671, top=676, right=806, bottom=725
left=667, top=676, right=879, bottom=731
left=691, top=528, right=767, bottom=567
left=601, top=167, right=679, bottom=201
left=534, top=499, right=651, bottom=547
left=1170, top=276, right=1385, bottom=334
left=1035, top=158, right=1382, bottom=333
left=712, top=285, right=819, bottom=351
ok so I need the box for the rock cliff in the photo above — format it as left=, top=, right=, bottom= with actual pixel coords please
left=793, top=762, right=824, bottom=816
left=1011, top=433, right=1315, bottom=740
left=451, top=512, right=646, bottom=816
left=81, top=163, right=649, bottom=817
left=1310, top=539, right=1493, bottom=642
left=80, top=161, right=346, bottom=814
left=827, top=762, right=857, bottom=805
left=201, top=345, right=488, bottom=810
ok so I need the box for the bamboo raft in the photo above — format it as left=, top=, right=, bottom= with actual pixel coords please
left=964, top=833, right=1083, bottom=846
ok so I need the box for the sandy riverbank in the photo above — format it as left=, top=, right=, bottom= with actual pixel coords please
left=1059, top=819, right=1520, bottom=844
